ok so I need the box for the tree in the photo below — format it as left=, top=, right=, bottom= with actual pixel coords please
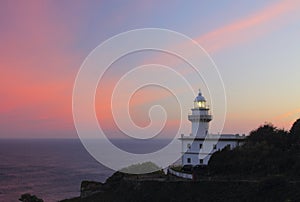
left=207, top=122, right=300, bottom=179
left=290, top=119, right=300, bottom=136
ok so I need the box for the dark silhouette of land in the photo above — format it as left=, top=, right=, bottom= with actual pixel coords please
left=23, top=119, right=300, bottom=202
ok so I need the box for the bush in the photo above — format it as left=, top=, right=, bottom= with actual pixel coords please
left=207, top=120, right=300, bottom=180
left=19, top=193, right=43, bottom=202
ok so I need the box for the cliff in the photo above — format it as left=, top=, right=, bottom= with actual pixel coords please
left=60, top=171, right=300, bottom=202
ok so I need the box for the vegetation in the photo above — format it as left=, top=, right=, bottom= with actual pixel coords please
left=207, top=120, right=300, bottom=180
left=19, top=193, right=43, bottom=202
left=170, top=165, right=182, bottom=172
left=290, top=118, right=300, bottom=135
left=119, top=161, right=164, bottom=175
left=62, top=178, right=300, bottom=202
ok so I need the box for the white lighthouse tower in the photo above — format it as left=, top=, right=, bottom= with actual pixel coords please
left=180, top=90, right=245, bottom=166
left=189, top=90, right=212, bottom=138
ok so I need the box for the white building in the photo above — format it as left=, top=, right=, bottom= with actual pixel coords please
left=180, top=90, right=245, bottom=166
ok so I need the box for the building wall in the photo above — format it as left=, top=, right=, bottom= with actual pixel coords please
left=192, top=122, right=209, bottom=138
left=182, top=153, right=211, bottom=165
left=181, top=138, right=242, bottom=165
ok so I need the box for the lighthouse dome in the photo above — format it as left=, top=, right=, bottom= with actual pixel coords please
left=194, top=91, right=206, bottom=102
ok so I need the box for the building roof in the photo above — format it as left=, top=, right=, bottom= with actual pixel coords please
left=179, top=134, right=246, bottom=141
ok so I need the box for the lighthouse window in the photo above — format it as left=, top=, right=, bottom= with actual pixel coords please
left=187, top=143, right=191, bottom=149
left=187, top=158, right=191, bottom=164
left=199, top=159, right=203, bottom=164
left=198, top=101, right=205, bottom=108
left=213, top=144, right=217, bottom=150
left=199, top=144, right=202, bottom=149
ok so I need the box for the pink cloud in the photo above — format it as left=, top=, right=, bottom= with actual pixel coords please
left=0, top=1, right=81, bottom=137
left=2, top=1, right=299, bottom=137
left=197, top=0, right=300, bottom=52
left=133, top=0, right=300, bottom=89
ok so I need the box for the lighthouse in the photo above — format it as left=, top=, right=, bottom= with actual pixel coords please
left=180, top=90, right=245, bottom=166
left=189, top=90, right=212, bottom=138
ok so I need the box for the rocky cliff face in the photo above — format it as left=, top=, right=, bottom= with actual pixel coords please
left=61, top=171, right=300, bottom=202
left=80, top=181, right=104, bottom=198
left=80, top=171, right=167, bottom=199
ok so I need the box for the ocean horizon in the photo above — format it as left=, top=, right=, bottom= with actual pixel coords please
left=0, top=138, right=177, bottom=201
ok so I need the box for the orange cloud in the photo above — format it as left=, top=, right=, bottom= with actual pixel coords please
left=269, top=108, right=300, bottom=130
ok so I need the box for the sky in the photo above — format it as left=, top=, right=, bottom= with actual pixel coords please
left=1, top=0, right=300, bottom=138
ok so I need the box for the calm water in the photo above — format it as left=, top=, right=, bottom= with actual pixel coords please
left=0, top=138, right=176, bottom=202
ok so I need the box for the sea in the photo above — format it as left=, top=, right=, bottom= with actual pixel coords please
left=0, top=138, right=178, bottom=202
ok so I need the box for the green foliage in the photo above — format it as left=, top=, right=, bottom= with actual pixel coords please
left=19, top=193, right=43, bottom=202
left=170, top=165, right=182, bottom=172
left=63, top=179, right=300, bottom=202
left=208, top=121, right=300, bottom=179
left=119, top=161, right=162, bottom=174
left=290, top=118, right=300, bottom=136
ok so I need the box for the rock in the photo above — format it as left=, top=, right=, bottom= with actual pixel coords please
left=80, top=181, right=104, bottom=198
